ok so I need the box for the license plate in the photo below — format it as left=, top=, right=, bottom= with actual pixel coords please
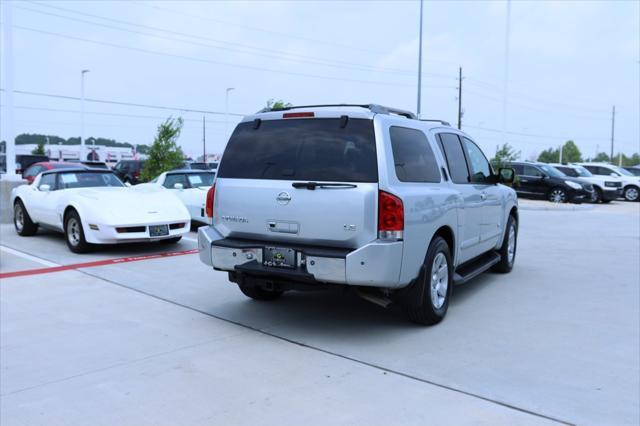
left=263, top=247, right=297, bottom=269
left=149, top=224, right=169, bottom=237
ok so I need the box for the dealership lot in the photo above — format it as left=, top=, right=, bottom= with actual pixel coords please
left=1, top=200, right=638, bottom=425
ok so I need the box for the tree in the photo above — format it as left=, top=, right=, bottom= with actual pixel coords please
left=593, top=152, right=610, bottom=162
left=31, top=142, right=46, bottom=155
left=140, top=117, right=185, bottom=182
left=491, top=143, right=521, bottom=168
left=627, top=153, right=640, bottom=166
left=537, top=147, right=560, bottom=163
left=561, top=140, right=582, bottom=162
left=265, top=99, right=292, bottom=110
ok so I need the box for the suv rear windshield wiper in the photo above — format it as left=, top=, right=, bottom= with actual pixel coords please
left=292, top=182, right=357, bottom=190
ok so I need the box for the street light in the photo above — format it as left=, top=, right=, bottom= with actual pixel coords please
left=80, top=69, right=90, bottom=159
left=225, top=87, right=235, bottom=143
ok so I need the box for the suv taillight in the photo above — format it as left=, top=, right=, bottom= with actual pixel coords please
left=378, top=190, right=404, bottom=240
left=206, top=184, right=215, bottom=220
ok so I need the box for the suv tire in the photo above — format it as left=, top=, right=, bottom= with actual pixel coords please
left=14, top=200, right=38, bottom=236
left=404, top=236, right=452, bottom=325
left=492, top=215, right=517, bottom=273
left=239, top=284, right=284, bottom=301
left=548, top=187, right=568, bottom=203
left=591, top=188, right=602, bottom=203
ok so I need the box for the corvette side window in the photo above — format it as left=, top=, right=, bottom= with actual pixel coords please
left=39, top=174, right=57, bottom=190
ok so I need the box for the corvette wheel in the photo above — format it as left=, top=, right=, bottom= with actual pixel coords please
left=14, top=200, right=38, bottom=236
left=64, top=210, right=91, bottom=253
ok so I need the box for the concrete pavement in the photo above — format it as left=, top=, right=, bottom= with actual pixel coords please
left=1, top=201, right=639, bottom=425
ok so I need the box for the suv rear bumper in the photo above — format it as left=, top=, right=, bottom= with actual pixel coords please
left=198, top=226, right=404, bottom=288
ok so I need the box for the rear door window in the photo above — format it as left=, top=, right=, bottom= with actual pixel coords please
left=218, top=118, right=377, bottom=182
left=523, top=166, right=543, bottom=177
left=390, top=126, right=440, bottom=183
left=436, top=133, right=470, bottom=184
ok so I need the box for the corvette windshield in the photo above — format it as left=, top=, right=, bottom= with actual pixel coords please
left=58, top=172, right=125, bottom=189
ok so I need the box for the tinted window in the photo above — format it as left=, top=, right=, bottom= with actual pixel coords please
left=218, top=118, right=377, bottom=182
left=523, top=165, right=544, bottom=177
left=389, top=126, right=440, bottom=183
left=24, top=165, right=43, bottom=178
left=510, top=164, right=524, bottom=175
left=39, top=173, right=57, bottom=190
left=164, top=174, right=188, bottom=189
left=539, top=164, right=564, bottom=177
left=556, top=166, right=577, bottom=177
left=462, top=137, right=491, bottom=183
left=582, top=165, right=598, bottom=174
left=437, top=133, right=469, bottom=184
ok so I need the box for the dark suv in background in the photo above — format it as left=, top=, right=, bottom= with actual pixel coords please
left=113, top=160, right=146, bottom=184
left=507, top=161, right=593, bottom=203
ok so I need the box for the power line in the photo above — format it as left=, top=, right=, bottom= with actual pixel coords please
left=0, top=104, right=229, bottom=123
left=130, top=0, right=388, bottom=55
left=21, top=2, right=448, bottom=78
left=13, top=24, right=456, bottom=90
left=1, top=88, right=246, bottom=116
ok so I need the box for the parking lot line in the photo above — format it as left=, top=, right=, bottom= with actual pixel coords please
left=0, top=247, right=198, bottom=279
left=0, top=245, right=61, bottom=267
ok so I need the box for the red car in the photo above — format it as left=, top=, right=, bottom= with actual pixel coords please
left=22, top=162, right=84, bottom=184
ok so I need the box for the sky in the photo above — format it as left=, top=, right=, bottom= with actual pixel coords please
left=1, top=0, right=639, bottom=160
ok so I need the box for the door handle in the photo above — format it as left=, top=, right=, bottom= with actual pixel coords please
left=480, top=192, right=487, bottom=200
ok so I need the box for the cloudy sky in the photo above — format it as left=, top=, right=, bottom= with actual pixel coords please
left=1, top=0, right=638, bottom=160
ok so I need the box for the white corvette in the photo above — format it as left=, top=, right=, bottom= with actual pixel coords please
left=145, top=170, right=216, bottom=224
left=11, top=168, right=191, bottom=253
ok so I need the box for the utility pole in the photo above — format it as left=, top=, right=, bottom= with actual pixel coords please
left=609, top=105, right=615, bottom=161
left=225, top=87, right=235, bottom=142
left=457, top=66, right=463, bottom=129
left=1, top=0, right=17, bottom=177
left=80, top=69, right=90, bottom=160
left=416, top=0, right=424, bottom=117
left=202, top=115, right=206, bottom=163
left=501, top=0, right=511, bottom=146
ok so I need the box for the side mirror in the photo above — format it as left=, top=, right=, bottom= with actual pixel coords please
left=173, top=183, right=184, bottom=190
left=39, top=184, right=51, bottom=192
left=124, top=182, right=132, bottom=187
left=498, top=167, right=515, bottom=184
left=610, top=173, right=618, bottom=177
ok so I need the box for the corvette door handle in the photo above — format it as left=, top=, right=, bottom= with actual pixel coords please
left=480, top=192, right=487, bottom=200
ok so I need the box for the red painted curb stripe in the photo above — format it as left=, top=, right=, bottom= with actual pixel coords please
left=0, top=248, right=199, bottom=279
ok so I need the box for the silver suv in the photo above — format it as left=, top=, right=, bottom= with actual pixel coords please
left=198, top=104, right=519, bottom=325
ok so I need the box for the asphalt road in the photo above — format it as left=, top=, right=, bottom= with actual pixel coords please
left=1, top=199, right=639, bottom=425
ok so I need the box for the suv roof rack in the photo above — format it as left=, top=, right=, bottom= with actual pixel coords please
left=419, top=119, right=451, bottom=126
left=258, top=104, right=417, bottom=119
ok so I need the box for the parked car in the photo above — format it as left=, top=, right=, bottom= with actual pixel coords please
left=578, top=162, right=640, bottom=201
left=507, top=161, right=594, bottom=203
left=11, top=168, right=190, bottom=253
left=550, top=163, right=623, bottom=203
left=197, top=104, right=518, bottom=325
left=66, top=160, right=110, bottom=169
left=175, top=161, right=217, bottom=171
left=113, top=160, right=146, bottom=184
left=16, top=154, right=49, bottom=175
left=146, top=170, right=216, bottom=224
left=21, top=161, right=83, bottom=185
left=622, top=165, right=640, bottom=177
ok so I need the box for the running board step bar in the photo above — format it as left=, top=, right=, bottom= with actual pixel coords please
left=453, top=252, right=501, bottom=285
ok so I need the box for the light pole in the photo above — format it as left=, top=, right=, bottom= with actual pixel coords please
left=416, top=0, right=423, bottom=117
left=80, top=69, right=90, bottom=160
left=225, top=87, right=235, bottom=143
left=2, top=0, right=17, bottom=178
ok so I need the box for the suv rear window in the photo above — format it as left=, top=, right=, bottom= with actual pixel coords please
left=218, top=118, right=378, bottom=182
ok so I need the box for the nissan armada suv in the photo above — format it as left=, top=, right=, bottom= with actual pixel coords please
left=198, top=104, right=518, bottom=325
